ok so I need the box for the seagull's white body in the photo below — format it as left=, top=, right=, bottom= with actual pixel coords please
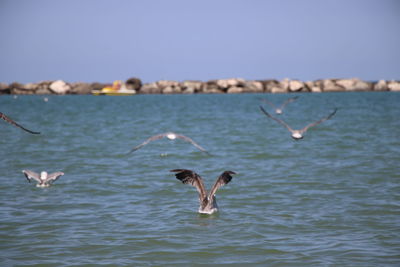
left=128, top=132, right=209, bottom=155
left=259, top=106, right=337, bottom=140
left=38, top=171, right=49, bottom=187
left=166, top=133, right=177, bottom=140
left=199, top=196, right=219, bottom=214
left=291, top=131, right=303, bottom=140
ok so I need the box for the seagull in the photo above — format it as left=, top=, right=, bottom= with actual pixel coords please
left=260, top=106, right=337, bottom=140
left=260, top=96, right=299, bottom=115
left=22, top=170, right=64, bottom=187
left=0, top=112, right=40, bottom=134
left=170, top=169, right=236, bottom=214
left=128, top=132, right=209, bottom=154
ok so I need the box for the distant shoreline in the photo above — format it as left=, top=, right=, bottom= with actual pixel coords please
left=1, top=77, right=399, bottom=95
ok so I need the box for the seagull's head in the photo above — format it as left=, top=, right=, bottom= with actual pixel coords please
left=40, top=171, right=48, bottom=181
left=166, top=133, right=176, bottom=140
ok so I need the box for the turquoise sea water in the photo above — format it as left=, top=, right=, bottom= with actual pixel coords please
left=0, top=92, right=399, bottom=266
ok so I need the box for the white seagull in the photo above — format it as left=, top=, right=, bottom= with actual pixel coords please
left=260, top=96, right=299, bottom=115
left=22, top=170, right=64, bottom=187
left=128, top=132, right=209, bottom=154
left=260, top=106, right=337, bottom=140
left=171, top=169, right=236, bottom=214
left=1, top=112, right=40, bottom=134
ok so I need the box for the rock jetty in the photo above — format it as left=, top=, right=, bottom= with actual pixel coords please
left=1, top=78, right=399, bottom=95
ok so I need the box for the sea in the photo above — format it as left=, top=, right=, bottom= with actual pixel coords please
left=0, top=92, right=399, bottom=266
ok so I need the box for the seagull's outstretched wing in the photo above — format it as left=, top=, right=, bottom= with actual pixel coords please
left=175, top=134, right=210, bottom=154
left=22, top=170, right=41, bottom=183
left=171, top=169, right=207, bottom=203
left=300, top=108, right=338, bottom=134
left=259, top=106, right=294, bottom=132
left=128, top=133, right=167, bottom=154
left=280, top=96, right=299, bottom=109
left=260, top=98, right=277, bottom=109
left=45, top=172, right=64, bottom=183
left=1, top=112, right=40, bottom=134
left=208, top=171, right=236, bottom=199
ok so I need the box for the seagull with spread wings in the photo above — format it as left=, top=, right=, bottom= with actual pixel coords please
left=128, top=132, right=209, bottom=154
left=260, top=96, right=299, bottom=115
left=1, top=112, right=40, bottom=134
left=171, top=169, right=236, bottom=214
left=22, top=170, right=64, bottom=187
left=260, top=106, right=337, bottom=140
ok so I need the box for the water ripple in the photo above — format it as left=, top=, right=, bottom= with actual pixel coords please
left=1, top=93, right=399, bottom=266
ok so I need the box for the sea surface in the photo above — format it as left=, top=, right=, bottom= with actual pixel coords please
left=0, top=92, right=399, bottom=266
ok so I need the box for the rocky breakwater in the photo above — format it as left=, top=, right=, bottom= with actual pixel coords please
left=1, top=77, right=399, bottom=95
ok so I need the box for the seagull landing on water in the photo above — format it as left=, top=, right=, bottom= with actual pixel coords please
left=259, top=106, right=337, bottom=140
left=1, top=112, right=40, bottom=134
left=22, top=170, right=64, bottom=187
left=128, top=132, right=209, bottom=155
left=260, top=96, right=299, bottom=115
left=170, top=169, right=236, bottom=214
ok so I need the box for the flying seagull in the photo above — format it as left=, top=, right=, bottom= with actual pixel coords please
left=128, top=132, right=209, bottom=154
left=171, top=169, right=236, bottom=214
left=22, top=170, right=64, bottom=187
left=1, top=112, right=40, bottom=134
left=260, top=96, right=299, bottom=115
left=260, top=106, right=337, bottom=140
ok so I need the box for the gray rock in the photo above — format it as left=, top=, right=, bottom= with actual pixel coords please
left=70, top=82, right=93, bottom=94
left=261, top=80, right=280, bottom=93
left=35, top=87, right=52, bottom=94
left=10, top=82, right=36, bottom=94
left=0, top=82, right=10, bottom=94
left=288, top=80, right=304, bottom=92
left=204, top=88, right=224, bottom=94
left=163, top=85, right=182, bottom=94
left=270, top=86, right=287, bottom=93
left=23, top=83, right=39, bottom=90
left=388, top=80, right=400, bottom=91
left=267, top=79, right=290, bottom=93
left=203, top=80, right=223, bottom=93
left=217, top=78, right=246, bottom=90
left=140, top=82, right=161, bottom=94
left=305, top=81, right=322, bottom=93
left=321, top=79, right=342, bottom=92
left=202, top=82, right=224, bottom=93
left=35, top=81, right=53, bottom=95
left=182, top=87, right=195, bottom=94
left=243, top=81, right=263, bottom=93
left=280, top=78, right=290, bottom=91
left=49, top=80, right=71, bottom=94
left=374, top=80, right=388, bottom=91
left=336, top=78, right=372, bottom=91
left=90, top=82, right=109, bottom=92
left=157, top=80, right=180, bottom=89
left=227, top=86, right=243, bottom=93
left=181, top=80, right=203, bottom=93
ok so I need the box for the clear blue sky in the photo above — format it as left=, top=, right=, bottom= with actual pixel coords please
left=0, top=0, right=399, bottom=83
